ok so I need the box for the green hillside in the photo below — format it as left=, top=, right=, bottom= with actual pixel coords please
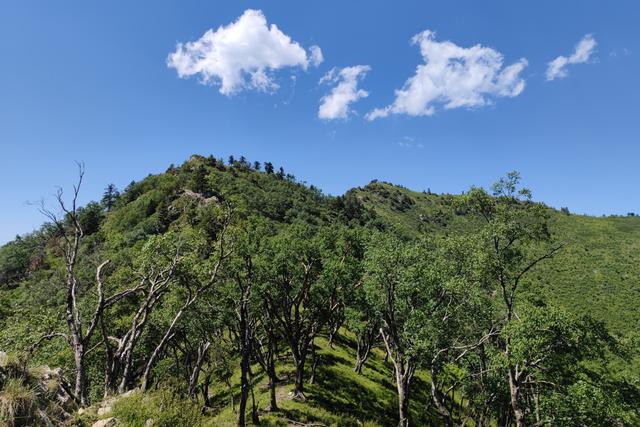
left=353, top=181, right=640, bottom=335
left=0, top=156, right=638, bottom=426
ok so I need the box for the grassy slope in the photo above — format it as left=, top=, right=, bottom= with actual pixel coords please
left=535, top=213, right=640, bottom=334
left=81, top=332, right=441, bottom=427
left=353, top=181, right=640, bottom=335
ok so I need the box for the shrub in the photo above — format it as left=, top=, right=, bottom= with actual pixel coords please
left=0, top=379, right=37, bottom=427
left=112, top=388, right=202, bottom=427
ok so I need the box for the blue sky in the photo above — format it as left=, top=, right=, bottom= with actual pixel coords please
left=1, top=1, right=639, bottom=244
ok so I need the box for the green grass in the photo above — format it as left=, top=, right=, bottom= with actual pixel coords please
left=533, top=213, right=640, bottom=334
left=0, top=378, right=37, bottom=426
left=111, top=389, right=203, bottom=427
left=205, top=331, right=441, bottom=426
left=103, top=331, right=447, bottom=426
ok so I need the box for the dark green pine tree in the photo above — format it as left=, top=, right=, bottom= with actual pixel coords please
left=156, top=200, right=171, bottom=232
left=264, top=162, right=274, bottom=174
left=101, top=183, right=120, bottom=211
left=190, top=165, right=208, bottom=195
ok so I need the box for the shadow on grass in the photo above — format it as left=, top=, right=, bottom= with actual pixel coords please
left=201, top=332, right=463, bottom=426
left=301, top=334, right=448, bottom=426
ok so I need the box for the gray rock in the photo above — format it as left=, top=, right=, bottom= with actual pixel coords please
left=97, top=405, right=112, bottom=416
left=92, top=417, right=119, bottom=427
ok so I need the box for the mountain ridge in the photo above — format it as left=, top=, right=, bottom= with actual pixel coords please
left=0, top=154, right=638, bottom=426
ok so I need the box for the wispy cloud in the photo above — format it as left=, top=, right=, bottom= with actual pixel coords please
left=546, top=34, right=597, bottom=81
left=318, top=65, right=371, bottom=120
left=609, top=47, right=631, bottom=59
left=398, top=136, right=424, bottom=149
left=167, top=9, right=321, bottom=95
left=367, top=30, right=527, bottom=120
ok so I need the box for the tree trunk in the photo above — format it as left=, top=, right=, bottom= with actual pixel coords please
left=392, top=355, right=413, bottom=427
left=101, top=317, right=118, bottom=398
left=353, top=332, right=373, bottom=374
left=430, top=372, right=453, bottom=427
left=508, top=366, right=525, bottom=427
left=249, top=366, right=260, bottom=425
left=268, top=373, right=278, bottom=411
left=252, top=319, right=279, bottom=412
left=118, top=356, right=134, bottom=394
left=292, top=353, right=306, bottom=400
left=237, top=341, right=250, bottom=427
left=189, top=342, right=210, bottom=401
left=354, top=337, right=363, bottom=374
left=141, top=307, right=185, bottom=391
left=200, top=364, right=214, bottom=407
left=73, top=344, right=87, bottom=406
left=309, top=341, right=318, bottom=385
left=380, top=328, right=413, bottom=427
left=397, top=372, right=410, bottom=427
left=225, top=379, right=235, bottom=414
left=354, top=355, right=365, bottom=374
left=327, top=314, right=343, bottom=349
left=267, top=341, right=279, bottom=411
left=103, top=362, right=117, bottom=398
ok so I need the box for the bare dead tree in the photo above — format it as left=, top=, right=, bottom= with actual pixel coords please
left=37, top=164, right=141, bottom=406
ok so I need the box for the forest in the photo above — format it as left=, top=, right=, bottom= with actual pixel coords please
left=0, top=154, right=638, bottom=426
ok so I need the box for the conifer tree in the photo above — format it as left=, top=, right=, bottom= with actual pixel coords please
left=101, top=183, right=119, bottom=211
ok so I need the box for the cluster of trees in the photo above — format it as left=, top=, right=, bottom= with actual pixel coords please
left=354, top=173, right=631, bottom=426
left=3, top=160, right=638, bottom=426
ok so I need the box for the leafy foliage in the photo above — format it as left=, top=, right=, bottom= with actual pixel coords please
left=0, top=158, right=638, bottom=426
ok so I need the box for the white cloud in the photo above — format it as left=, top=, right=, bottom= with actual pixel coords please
left=366, top=30, right=527, bottom=120
left=546, top=34, right=597, bottom=81
left=167, top=9, right=321, bottom=95
left=318, top=65, right=371, bottom=120
left=309, top=45, right=324, bottom=67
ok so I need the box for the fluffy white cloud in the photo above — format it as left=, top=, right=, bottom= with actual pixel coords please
left=546, top=34, right=597, bottom=81
left=168, top=9, right=321, bottom=95
left=366, top=30, right=527, bottom=120
left=318, top=65, right=371, bottom=120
